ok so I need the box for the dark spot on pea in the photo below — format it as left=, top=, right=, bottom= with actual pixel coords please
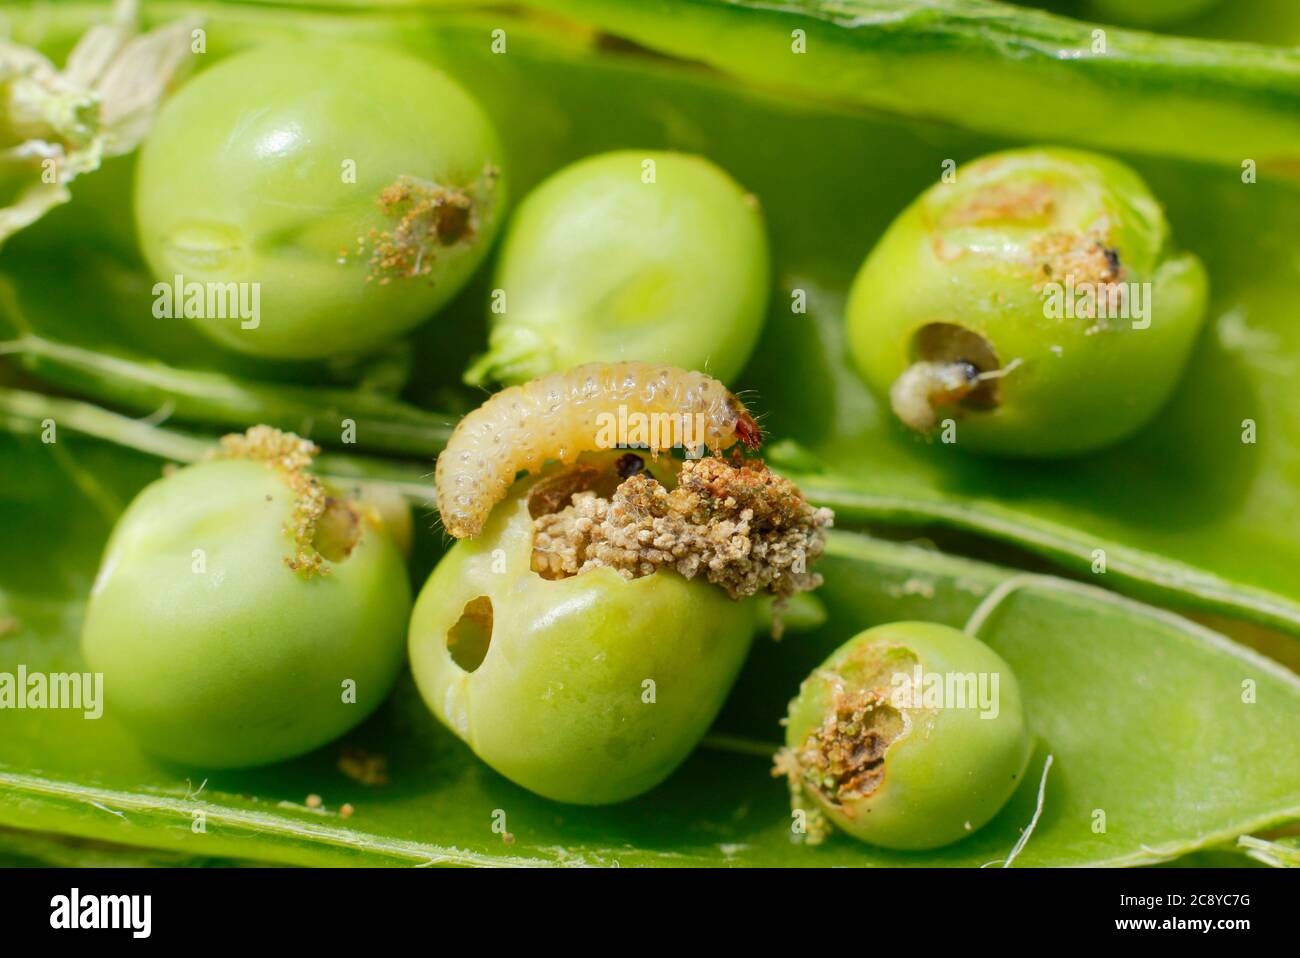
left=616, top=453, right=647, bottom=479
left=1100, top=244, right=1121, bottom=279
left=437, top=200, right=471, bottom=246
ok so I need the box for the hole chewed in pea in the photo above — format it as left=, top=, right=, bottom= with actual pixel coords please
left=796, top=686, right=908, bottom=805
left=526, top=462, right=605, bottom=521
left=357, top=172, right=497, bottom=285
left=447, top=596, right=494, bottom=673
left=615, top=452, right=647, bottom=478
left=312, top=497, right=363, bottom=563
left=890, top=323, right=1009, bottom=433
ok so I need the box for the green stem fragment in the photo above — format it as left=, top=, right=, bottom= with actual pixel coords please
left=790, top=471, right=1300, bottom=639
left=0, top=386, right=437, bottom=507
left=0, top=332, right=454, bottom=457
left=1236, top=835, right=1300, bottom=867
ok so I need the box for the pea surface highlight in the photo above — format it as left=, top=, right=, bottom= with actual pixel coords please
left=777, top=621, right=1032, bottom=849
left=846, top=147, right=1208, bottom=457
left=135, top=43, right=505, bottom=359
left=465, top=150, right=769, bottom=387
left=81, top=428, right=411, bottom=768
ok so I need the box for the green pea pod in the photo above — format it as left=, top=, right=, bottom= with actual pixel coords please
left=2, top=0, right=1300, bottom=867
left=0, top=330, right=456, bottom=458
left=2, top=441, right=1297, bottom=865
left=549, top=0, right=1300, bottom=177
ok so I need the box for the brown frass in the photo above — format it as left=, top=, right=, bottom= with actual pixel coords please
left=530, top=454, right=833, bottom=601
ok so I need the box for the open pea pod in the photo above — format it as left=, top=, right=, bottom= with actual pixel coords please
left=1, top=436, right=1296, bottom=866
left=6, top=0, right=1300, bottom=636
left=551, top=0, right=1300, bottom=174
left=2, top=0, right=1298, bottom=865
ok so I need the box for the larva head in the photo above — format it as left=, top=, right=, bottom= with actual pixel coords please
left=729, top=397, right=763, bottom=450
left=436, top=362, right=764, bottom=539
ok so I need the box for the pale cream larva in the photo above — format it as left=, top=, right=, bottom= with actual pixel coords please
left=436, top=362, right=762, bottom=538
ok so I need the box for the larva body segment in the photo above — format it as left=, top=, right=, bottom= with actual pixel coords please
left=436, top=362, right=760, bottom=538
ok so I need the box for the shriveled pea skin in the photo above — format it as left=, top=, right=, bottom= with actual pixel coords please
left=81, top=447, right=411, bottom=768
left=408, top=476, right=758, bottom=805
left=778, top=621, right=1033, bottom=850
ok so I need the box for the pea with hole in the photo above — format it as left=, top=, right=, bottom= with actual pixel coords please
left=776, top=621, right=1033, bottom=849
left=135, top=43, right=505, bottom=360
left=81, top=428, right=411, bottom=768
left=846, top=147, right=1209, bottom=457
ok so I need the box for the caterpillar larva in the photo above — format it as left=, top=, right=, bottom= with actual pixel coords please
left=436, top=362, right=761, bottom=538
left=889, top=358, right=1022, bottom=433
left=889, top=360, right=982, bottom=433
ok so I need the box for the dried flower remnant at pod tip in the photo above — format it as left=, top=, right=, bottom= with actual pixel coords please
left=0, top=0, right=198, bottom=242
left=435, top=362, right=763, bottom=539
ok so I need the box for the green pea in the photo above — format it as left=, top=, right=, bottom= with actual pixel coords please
left=846, top=147, right=1209, bottom=457
left=465, top=150, right=769, bottom=387
left=135, top=43, right=505, bottom=360
left=81, top=431, right=411, bottom=768
left=408, top=472, right=758, bottom=805
left=778, top=621, right=1032, bottom=849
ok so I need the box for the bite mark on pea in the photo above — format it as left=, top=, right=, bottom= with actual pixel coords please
left=447, top=596, right=494, bottom=673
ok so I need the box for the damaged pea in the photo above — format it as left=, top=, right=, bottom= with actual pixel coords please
left=776, top=621, right=1032, bottom=849
left=414, top=364, right=832, bottom=803
left=846, top=147, right=1208, bottom=457
left=135, top=43, right=505, bottom=359
left=81, top=427, right=411, bottom=768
